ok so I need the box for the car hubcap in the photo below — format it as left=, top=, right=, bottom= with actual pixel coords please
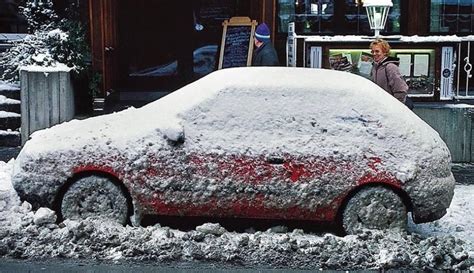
left=61, top=175, right=129, bottom=224
left=343, top=186, right=407, bottom=234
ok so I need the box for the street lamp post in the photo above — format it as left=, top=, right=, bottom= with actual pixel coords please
left=363, top=0, right=393, bottom=37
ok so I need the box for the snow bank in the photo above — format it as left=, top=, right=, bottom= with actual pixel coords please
left=0, top=160, right=472, bottom=270
left=0, top=160, right=19, bottom=209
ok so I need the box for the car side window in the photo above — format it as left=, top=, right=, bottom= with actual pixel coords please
left=181, top=87, right=328, bottom=153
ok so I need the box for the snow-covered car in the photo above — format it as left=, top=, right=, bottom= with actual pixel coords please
left=12, top=67, right=455, bottom=234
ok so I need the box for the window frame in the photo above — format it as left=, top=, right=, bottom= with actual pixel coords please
left=429, top=0, right=474, bottom=35
left=276, top=0, right=403, bottom=36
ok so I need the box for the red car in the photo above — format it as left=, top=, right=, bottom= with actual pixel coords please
left=12, top=67, right=455, bottom=234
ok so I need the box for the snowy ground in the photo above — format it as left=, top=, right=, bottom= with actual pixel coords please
left=0, top=160, right=472, bottom=270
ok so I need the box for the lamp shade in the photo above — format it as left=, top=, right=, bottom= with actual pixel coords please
left=363, top=0, right=393, bottom=36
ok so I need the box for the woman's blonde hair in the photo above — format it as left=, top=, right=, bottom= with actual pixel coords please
left=370, top=38, right=391, bottom=55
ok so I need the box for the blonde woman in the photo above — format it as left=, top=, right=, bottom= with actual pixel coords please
left=370, top=38, right=409, bottom=106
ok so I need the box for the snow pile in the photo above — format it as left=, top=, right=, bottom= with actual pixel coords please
left=0, top=160, right=19, bottom=211
left=33, top=207, right=57, bottom=226
left=0, top=160, right=31, bottom=231
left=0, top=160, right=473, bottom=270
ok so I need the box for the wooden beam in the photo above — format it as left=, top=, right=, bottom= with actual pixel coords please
left=406, top=0, right=429, bottom=35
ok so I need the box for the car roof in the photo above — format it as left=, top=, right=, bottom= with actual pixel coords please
left=144, top=67, right=386, bottom=118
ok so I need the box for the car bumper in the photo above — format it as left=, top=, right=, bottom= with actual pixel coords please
left=410, top=173, right=455, bottom=224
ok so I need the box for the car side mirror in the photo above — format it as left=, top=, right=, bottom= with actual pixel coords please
left=163, top=126, right=185, bottom=146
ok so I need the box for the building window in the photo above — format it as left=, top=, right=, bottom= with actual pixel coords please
left=278, top=0, right=296, bottom=33
left=327, top=48, right=435, bottom=97
left=277, top=0, right=401, bottom=35
left=344, top=0, right=401, bottom=34
left=430, top=0, right=474, bottom=34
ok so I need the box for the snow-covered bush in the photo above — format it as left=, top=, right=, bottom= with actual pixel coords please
left=0, top=0, right=90, bottom=83
left=0, top=30, right=58, bottom=81
left=21, top=0, right=59, bottom=32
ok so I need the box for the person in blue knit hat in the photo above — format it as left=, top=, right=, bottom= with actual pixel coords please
left=252, top=23, right=279, bottom=66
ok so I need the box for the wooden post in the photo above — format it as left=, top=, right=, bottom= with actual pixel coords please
left=20, top=66, right=75, bottom=145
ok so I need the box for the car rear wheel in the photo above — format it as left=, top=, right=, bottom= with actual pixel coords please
left=342, top=186, right=407, bottom=234
left=60, top=175, right=129, bottom=225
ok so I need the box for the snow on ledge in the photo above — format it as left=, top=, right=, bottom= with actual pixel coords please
left=0, top=95, right=20, bottom=105
left=363, top=0, right=393, bottom=7
left=301, top=35, right=474, bottom=43
left=20, top=63, right=72, bottom=73
left=0, top=130, right=19, bottom=136
left=0, top=111, right=20, bottom=118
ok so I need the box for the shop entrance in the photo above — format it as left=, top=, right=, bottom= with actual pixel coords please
left=117, top=1, right=194, bottom=92
left=116, top=0, right=254, bottom=93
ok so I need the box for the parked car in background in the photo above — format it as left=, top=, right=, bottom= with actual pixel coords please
left=12, top=67, right=455, bottom=234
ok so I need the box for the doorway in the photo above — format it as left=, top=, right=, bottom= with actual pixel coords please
left=116, top=0, right=253, bottom=93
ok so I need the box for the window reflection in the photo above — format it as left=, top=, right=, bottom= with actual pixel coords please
left=294, top=0, right=334, bottom=34
left=344, top=0, right=371, bottom=34
left=430, top=0, right=474, bottom=33
left=278, top=0, right=295, bottom=33
left=277, top=0, right=401, bottom=35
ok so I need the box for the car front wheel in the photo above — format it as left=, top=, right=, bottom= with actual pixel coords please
left=60, top=175, right=129, bottom=225
left=342, top=186, right=407, bottom=234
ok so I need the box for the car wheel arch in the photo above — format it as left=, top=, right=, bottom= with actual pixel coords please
left=335, top=182, right=413, bottom=228
left=53, top=170, right=134, bottom=224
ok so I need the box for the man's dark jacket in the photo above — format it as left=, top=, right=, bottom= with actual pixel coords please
left=252, top=42, right=279, bottom=66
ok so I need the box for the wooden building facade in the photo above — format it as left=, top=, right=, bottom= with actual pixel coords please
left=1, top=0, right=472, bottom=101
left=87, top=0, right=276, bottom=97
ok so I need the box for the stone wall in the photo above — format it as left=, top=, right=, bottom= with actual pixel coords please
left=414, top=104, right=474, bottom=163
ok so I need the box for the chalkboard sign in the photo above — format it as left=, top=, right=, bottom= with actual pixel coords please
left=218, top=17, right=257, bottom=69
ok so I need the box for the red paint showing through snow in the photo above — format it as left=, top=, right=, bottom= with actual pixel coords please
left=72, top=153, right=402, bottom=223
left=73, top=164, right=122, bottom=178
left=138, top=192, right=340, bottom=221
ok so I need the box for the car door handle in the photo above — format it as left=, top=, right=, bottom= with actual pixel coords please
left=266, top=157, right=285, bottom=164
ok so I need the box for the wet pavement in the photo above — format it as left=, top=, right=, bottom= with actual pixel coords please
left=0, top=258, right=350, bottom=273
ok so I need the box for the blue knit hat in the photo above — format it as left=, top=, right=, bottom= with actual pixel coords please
left=255, top=23, right=271, bottom=42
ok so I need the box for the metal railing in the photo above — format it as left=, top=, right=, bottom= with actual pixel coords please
left=455, top=39, right=474, bottom=99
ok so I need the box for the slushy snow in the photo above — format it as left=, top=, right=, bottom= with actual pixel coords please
left=0, top=160, right=472, bottom=270
left=0, top=68, right=469, bottom=270
left=11, top=68, right=454, bottom=230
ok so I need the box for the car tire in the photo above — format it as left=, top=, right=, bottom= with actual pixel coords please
left=60, top=175, right=129, bottom=225
left=342, top=186, right=407, bottom=235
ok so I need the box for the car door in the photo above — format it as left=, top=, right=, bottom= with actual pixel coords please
left=179, top=87, right=339, bottom=221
